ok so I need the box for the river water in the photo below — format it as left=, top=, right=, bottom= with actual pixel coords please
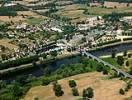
left=2, top=43, right=132, bottom=83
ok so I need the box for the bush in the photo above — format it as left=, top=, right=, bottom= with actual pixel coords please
left=34, top=96, right=39, bottom=100
left=119, top=88, right=125, bottom=95
left=102, top=67, right=109, bottom=75
left=126, top=61, right=129, bottom=67
left=117, top=56, right=124, bottom=66
left=83, top=87, right=94, bottom=98
left=125, top=83, right=131, bottom=92
left=53, top=82, right=64, bottom=97
left=112, top=51, right=116, bottom=58
left=69, top=80, right=77, bottom=88
left=72, top=88, right=79, bottom=96
left=96, top=64, right=103, bottom=72
left=42, top=78, right=50, bottom=86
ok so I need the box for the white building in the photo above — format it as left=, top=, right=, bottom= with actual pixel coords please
left=51, top=27, right=63, bottom=33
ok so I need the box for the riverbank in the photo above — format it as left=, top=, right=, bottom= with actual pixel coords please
left=0, top=51, right=80, bottom=77
left=88, top=40, right=132, bottom=52
left=0, top=40, right=132, bottom=79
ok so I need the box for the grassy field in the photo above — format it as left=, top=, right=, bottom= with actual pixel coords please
left=26, top=17, right=45, bottom=25
left=54, top=4, right=132, bottom=22
left=86, top=6, right=132, bottom=15
left=24, top=72, right=132, bottom=100
left=102, top=57, right=121, bottom=67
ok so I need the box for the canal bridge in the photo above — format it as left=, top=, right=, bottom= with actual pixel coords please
left=81, top=50, right=132, bottom=79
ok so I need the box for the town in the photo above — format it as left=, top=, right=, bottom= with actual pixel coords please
left=0, top=0, right=132, bottom=100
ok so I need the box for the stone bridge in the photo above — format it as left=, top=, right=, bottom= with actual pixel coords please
left=81, top=50, right=132, bottom=79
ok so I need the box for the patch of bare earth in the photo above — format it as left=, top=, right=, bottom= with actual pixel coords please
left=0, top=11, right=47, bottom=22
left=0, top=39, right=18, bottom=50
left=24, top=72, right=132, bottom=100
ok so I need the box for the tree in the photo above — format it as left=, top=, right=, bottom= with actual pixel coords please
left=44, top=67, right=51, bottom=76
left=42, top=78, right=50, bottom=85
left=112, top=51, right=116, bottom=58
left=50, top=51, right=58, bottom=57
left=32, top=61, right=37, bottom=67
left=117, top=56, right=124, bottom=66
left=10, top=82, right=23, bottom=97
left=34, top=96, right=39, bottom=100
left=126, top=60, right=129, bottom=67
left=102, top=67, right=108, bottom=75
left=125, top=83, right=131, bottom=92
left=96, top=64, right=103, bottom=72
left=129, top=66, right=132, bottom=75
left=53, top=82, right=64, bottom=97
left=16, top=75, right=26, bottom=86
left=72, top=88, right=79, bottom=96
left=83, top=87, right=94, bottom=99
left=123, top=50, right=127, bottom=56
left=0, top=80, right=6, bottom=89
left=69, top=80, right=77, bottom=88
left=42, top=53, right=47, bottom=59
left=119, top=88, right=125, bottom=95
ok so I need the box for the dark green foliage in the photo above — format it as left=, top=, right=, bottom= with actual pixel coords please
left=16, top=76, right=27, bottom=86
left=50, top=51, right=58, bottom=57
left=69, top=80, right=77, bottom=88
left=0, top=80, right=6, bottom=89
left=117, top=56, right=124, bottom=66
left=53, top=82, right=64, bottom=97
left=9, top=82, right=23, bottom=97
left=63, top=25, right=75, bottom=34
left=112, top=51, right=116, bottom=58
left=123, top=37, right=132, bottom=41
left=123, top=50, right=127, bottom=56
left=0, top=6, right=17, bottom=16
left=119, top=88, right=125, bottom=95
left=72, top=88, right=79, bottom=96
left=42, top=78, right=50, bottom=86
left=34, top=96, right=39, bottom=100
left=125, top=83, right=131, bottom=92
left=0, top=55, right=39, bottom=70
left=103, top=12, right=132, bottom=22
left=96, top=64, right=103, bottom=72
left=129, top=67, right=132, bottom=75
left=102, top=67, right=109, bottom=75
left=83, top=87, right=94, bottom=98
left=126, top=60, right=129, bottom=67
left=97, top=39, right=121, bottom=46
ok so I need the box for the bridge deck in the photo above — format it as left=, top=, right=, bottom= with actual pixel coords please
left=82, top=51, right=132, bottom=79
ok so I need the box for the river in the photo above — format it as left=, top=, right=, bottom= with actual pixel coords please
left=2, top=42, right=132, bottom=83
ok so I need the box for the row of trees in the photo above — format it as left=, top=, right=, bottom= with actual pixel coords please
left=103, top=12, right=132, bottom=22
left=0, top=50, right=58, bottom=70
left=0, top=6, right=17, bottom=16
left=52, top=80, right=94, bottom=99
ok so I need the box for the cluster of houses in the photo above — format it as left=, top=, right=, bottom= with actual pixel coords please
left=89, top=1, right=132, bottom=8
left=39, top=19, right=65, bottom=33
left=77, top=16, right=104, bottom=31
left=120, top=16, right=132, bottom=25
left=15, top=19, right=65, bottom=34
left=0, top=13, right=132, bottom=62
